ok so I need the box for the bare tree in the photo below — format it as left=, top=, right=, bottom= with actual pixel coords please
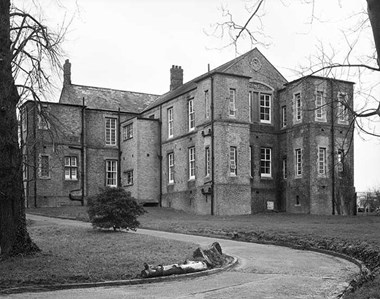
left=209, top=1, right=380, bottom=126
left=0, top=0, right=65, bottom=256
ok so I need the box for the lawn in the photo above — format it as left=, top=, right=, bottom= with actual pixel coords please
left=26, top=206, right=380, bottom=298
left=0, top=217, right=198, bottom=294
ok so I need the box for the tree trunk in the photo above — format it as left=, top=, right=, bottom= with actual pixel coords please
left=367, top=0, right=380, bottom=67
left=0, top=0, right=39, bottom=256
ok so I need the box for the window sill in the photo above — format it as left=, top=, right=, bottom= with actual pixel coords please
left=260, top=175, right=272, bottom=180
left=39, top=177, right=51, bottom=180
left=259, top=121, right=272, bottom=125
left=64, top=179, right=78, bottom=182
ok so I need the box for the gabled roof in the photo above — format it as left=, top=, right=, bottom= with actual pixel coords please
left=59, top=84, right=159, bottom=113
left=143, top=48, right=287, bottom=112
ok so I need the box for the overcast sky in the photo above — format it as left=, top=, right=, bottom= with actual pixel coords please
left=17, top=0, right=380, bottom=191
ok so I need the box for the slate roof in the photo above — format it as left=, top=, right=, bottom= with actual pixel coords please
left=59, top=84, right=159, bottom=113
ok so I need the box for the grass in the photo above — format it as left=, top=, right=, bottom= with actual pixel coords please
left=26, top=205, right=380, bottom=298
left=0, top=217, right=198, bottom=293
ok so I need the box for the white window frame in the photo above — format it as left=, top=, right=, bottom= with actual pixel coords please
left=188, top=147, right=196, bottom=180
left=39, top=154, right=50, bottom=179
left=126, top=169, right=133, bottom=186
left=205, top=90, right=210, bottom=119
left=283, top=157, right=287, bottom=179
left=337, top=149, right=344, bottom=172
left=205, top=147, right=210, bottom=177
left=294, top=92, right=302, bottom=122
left=260, top=94, right=271, bottom=124
left=229, top=146, right=237, bottom=176
left=318, top=147, right=327, bottom=176
left=188, top=99, right=195, bottom=131
left=37, top=114, right=49, bottom=130
left=260, top=148, right=272, bottom=178
left=281, top=105, right=287, bottom=128
left=168, top=107, right=173, bottom=138
left=295, top=148, right=302, bottom=177
left=337, top=93, right=349, bottom=124
left=64, top=156, right=78, bottom=180
left=168, top=153, right=174, bottom=184
left=105, top=160, right=117, bottom=187
left=315, top=90, right=326, bottom=121
left=105, top=117, right=117, bottom=146
left=123, top=123, right=133, bottom=140
left=229, top=88, right=236, bottom=118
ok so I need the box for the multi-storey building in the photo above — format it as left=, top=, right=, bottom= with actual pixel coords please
left=20, top=48, right=356, bottom=215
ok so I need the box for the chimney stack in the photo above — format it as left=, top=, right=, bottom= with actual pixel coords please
left=63, top=59, right=71, bottom=85
left=170, top=65, right=183, bottom=91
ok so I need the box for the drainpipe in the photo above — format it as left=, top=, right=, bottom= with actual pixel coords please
left=330, top=80, right=335, bottom=215
left=80, top=98, right=85, bottom=206
left=211, top=76, right=215, bottom=215
left=33, top=101, right=37, bottom=208
left=159, top=105, right=163, bottom=207
left=117, top=108, right=122, bottom=188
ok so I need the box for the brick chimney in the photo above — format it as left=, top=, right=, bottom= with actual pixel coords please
left=170, top=65, right=183, bottom=91
left=63, top=59, right=71, bottom=85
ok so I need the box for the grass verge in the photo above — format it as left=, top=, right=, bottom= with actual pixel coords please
left=0, top=217, right=198, bottom=294
left=26, top=206, right=380, bottom=298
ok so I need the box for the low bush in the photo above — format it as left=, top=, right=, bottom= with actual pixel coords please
left=87, top=187, right=146, bottom=231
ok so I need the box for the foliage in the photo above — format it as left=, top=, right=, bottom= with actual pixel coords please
left=87, top=187, right=146, bottom=231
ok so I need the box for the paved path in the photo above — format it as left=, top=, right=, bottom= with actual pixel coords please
left=9, top=214, right=360, bottom=299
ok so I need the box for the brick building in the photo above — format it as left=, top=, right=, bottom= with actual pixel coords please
left=20, top=48, right=356, bottom=215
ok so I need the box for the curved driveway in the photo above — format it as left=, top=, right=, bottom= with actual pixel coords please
left=16, top=214, right=360, bottom=299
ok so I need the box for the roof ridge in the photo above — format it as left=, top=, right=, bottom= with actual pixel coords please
left=69, top=83, right=160, bottom=97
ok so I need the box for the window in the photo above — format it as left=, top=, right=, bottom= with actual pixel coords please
left=205, top=90, right=210, bottom=119
left=249, top=146, right=253, bottom=177
left=260, top=94, right=271, bottom=123
left=296, top=195, right=300, bottom=206
left=283, top=157, right=287, bottom=179
left=188, top=147, right=195, bottom=180
left=260, top=148, right=271, bottom=178
left=39, top=154, right=50, bottom=178
left=168, top=153, right=174, bottom=183
left=37, top=114, right=49, bottom=130
left=294, top=92, right=302, bottom=122
left=123, top=123, right=133, bottom=140
left=337, top=93, right=349, bottom=123
left=229, top=146, right=237, bottom=176
left=188, top=99, right=195, bottom=131
left=318, top=147, right=327, bottom=175
left=229, top=88, right=236, bottom=117
left=205, top=147, right=210, bottom=177
left=126, top=170, right=133, bottom=186
left=167, top=107, right=173, bottom=138
left=295, top=148, right=302, bottom=177
left=315, top=90, right=326, bottom=121
left=23, top=155, right=27, bottom=180
left=105, top=117, right=117, bottom=146
left=337, top=149, right=344, bottom=172
left=248, top=92, right=252, bottom=122
left=22, top=109, right=27, bottom=134
left=281, top=106, right=287, bottom=128
left=64, top=156, right=78, bottom=180
left=105, top=160, right=117, bottom=187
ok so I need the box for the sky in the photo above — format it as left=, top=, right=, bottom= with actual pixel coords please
left=16, top=0, right=380, bottom=191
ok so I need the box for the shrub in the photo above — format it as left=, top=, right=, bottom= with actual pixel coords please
left=87, top=187, right=146, bottom=231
